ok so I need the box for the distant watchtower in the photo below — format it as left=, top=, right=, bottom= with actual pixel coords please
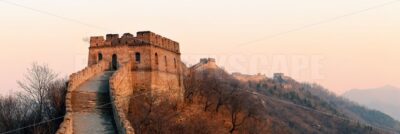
left=88, top=31, right=183, bottom=99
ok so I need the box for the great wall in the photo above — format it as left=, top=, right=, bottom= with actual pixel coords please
left=56, top=31, right=184, bottom=134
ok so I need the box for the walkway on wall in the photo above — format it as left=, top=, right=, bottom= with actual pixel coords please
left=70, top=71, right=117, bottom=134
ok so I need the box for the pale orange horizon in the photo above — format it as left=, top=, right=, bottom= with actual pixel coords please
left=1, top=0, right=400, bottom=95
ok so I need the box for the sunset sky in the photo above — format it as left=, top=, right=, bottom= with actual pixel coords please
left=0, top=0, right=399, bottom=94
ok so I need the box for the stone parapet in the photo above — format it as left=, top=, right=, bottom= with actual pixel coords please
left=110, top=62, right=135, bottom=134
left=56, top=61, right=110, bottom=134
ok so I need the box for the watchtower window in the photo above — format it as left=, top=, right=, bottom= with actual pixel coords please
left=112, top=54, right=118, bottom=70
left=155, top=53, right=159, bottom=65
left=164, top=56, right=167, bottom=67
left=174, top=58, right=177, bottom=68
left=98, top=53, right=103, bottom=61
left=135, top=52, right=141, bottom=63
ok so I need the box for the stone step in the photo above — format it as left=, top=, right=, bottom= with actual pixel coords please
left=70, top=71, right=117, bottom=134
left=71, top=91, right=111, bottom=112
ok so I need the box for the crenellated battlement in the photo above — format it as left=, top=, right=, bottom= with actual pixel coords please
left=136, top=31, right=180, bottom=53
left=200, top=58, right=216, bottom=63
left=90, top=36, right=105, bottom=47
left=89, top=31, right=180, bottom=53
left=106, top=34, right=119, bottom=41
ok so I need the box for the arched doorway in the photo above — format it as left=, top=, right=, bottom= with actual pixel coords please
left=112, top=54, right=118, bottom=70
left=98, top=53, right=103, bottom=61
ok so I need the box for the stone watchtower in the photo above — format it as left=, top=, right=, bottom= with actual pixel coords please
left=88, top=31, right=183, bottom=99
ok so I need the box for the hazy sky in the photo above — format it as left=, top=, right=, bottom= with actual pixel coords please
left=0, top=0, right=399, bottom=95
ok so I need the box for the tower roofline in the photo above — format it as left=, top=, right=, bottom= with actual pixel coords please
left=89, top=31, right=180, bottom=53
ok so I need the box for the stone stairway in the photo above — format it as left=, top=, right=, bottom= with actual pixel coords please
left=70, top=71, right=117, bottom=134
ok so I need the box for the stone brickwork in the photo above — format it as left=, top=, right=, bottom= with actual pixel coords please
left=190, top=58, right=218, bottom=71
left=88, top=31, right=184, bottom=101
left=56, top=61, right=110, bottom=134
left=232, top=72, right=266, bottom=82
left=110, top=62, right=135, bottom=134
left=57, top=31, right=184, bottom=134
left=88, top=31, right=180, bottom=67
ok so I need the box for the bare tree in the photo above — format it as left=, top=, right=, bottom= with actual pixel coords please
left=17, top=63, right=57, bottom=119
left=129, top=91, right=181, bottom=134
left=130, top=91, right=159, bottom=134
left=0, top=63, right=67, bottom=134
left=0, top=94, right=27, bottom=133
left=227, top=94, right=248, bottom=134
left=214, top=77, right=241, bottom=113
left=148, top=99, right=179, bottom=134
left=198, top=80, right=214, bottom=112
left=206, top=75, right=225, bottom=112
left=183, top=74, right=200, bottom=103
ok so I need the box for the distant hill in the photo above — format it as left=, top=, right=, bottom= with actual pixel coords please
left=129, top=59, right=400, bottom=133
left=188, top=59, right=400, bottom=133
left=343, top=85, right=400, bottom=121
left=304, top=84, right=400, bottom=133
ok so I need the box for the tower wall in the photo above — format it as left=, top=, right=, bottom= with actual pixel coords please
left=87, top=31, right=183, bottom=101
left=149, top=46, right=183, bottom=100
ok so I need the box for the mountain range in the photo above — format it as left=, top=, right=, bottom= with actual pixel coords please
left=343, top=85, right=400, bottom=121
left=176, top=59, right=400, bottom=133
